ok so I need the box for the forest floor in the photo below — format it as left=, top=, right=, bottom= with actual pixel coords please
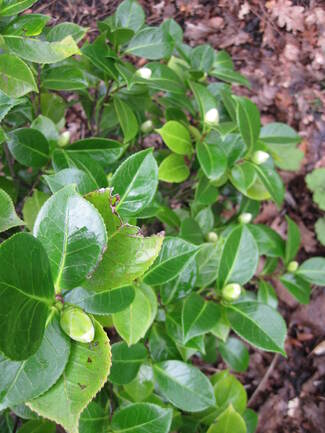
left=34, top=1, right=325, bottom=432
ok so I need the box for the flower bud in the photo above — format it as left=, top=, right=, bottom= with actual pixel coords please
left=58, top=131, right=70, bottom=147
left=204, top=108, right=219, bottom=126
left=141, top=119, right=153, bottom=133
left=287, top=261, right=299, bottom=273
left=251, top=150, right=270, bottom=165
left=136, top=67, right=152, bottom=80
left=60, top=306, right=95, bottom=343
left=206, top=231, right=218, bottom=243
left=238, top=212, right=252, bottom=224
left=222, top=283, right=242, bottom=302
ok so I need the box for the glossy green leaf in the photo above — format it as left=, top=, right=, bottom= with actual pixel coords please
left=126, top=26, right=173, bottom=59
left=0, top=233, right=54, bottom=360
left=0, top=90, right=26, bottom=121
left=157, top=121, right=192, bottom=155
left=42, top=65, right=88, bottom=91
left=182, top=293, right=220, bottom=343
left=257, top=280, right=278, bottom=309
left=81, top=37, right=118, bottom=79
left=153, top=360, right=216, bottom=412
left=212, top=370, right=247, bottom=415
left=249, top=162, right=285, bottom=206
left=207, top=405, right=246, bottom=433
left=136, top=62, right=185, bottom=94
left=28, top=320, right=111, bottom=433
left=234, top=96, right=260, bottom=153
left=144, top=237, right=199, bottom=286
left=112, top=403, right=172, bottom=433
left=280, top=273, right=311, bottom=304
left=158, top=153, right=190, bottom=183
left=211, top=68, right=251, bottom=88
left=180, top=217, right=203, bottom=245
left=47, top=23, right=87, bottom=43
left=285, top=216, right=301, bottom=263
left=0, top=0, right=38, bottom=16
left=64, top=285, right=135, bottom=315
left=44, top=168, right=97, bottom=195
left=197, top=141, right=227, bottom=182
left=17, top=420, right=56, bottom=433
left=0, top=313, right=70, bottom=410
left=226, top=301, right=287, bottom=354
left=22, top=190, right=49, bottom=232
left=190, top=44, right=215, bottom=72
left=31, top=115, right=59, bottom=151
left=83, top=189, right=163, bottom=291
left=109, top=341, right=147, bottom=385
left=111, top=148, right=158, bottom=216
left=195, top=206, right=214, bottom=235
left=113, top=97, right=138, bottom=142
left=124, top=364, right=154, bottom=402
left=64, top=138, right=124, bottom=166
left=40, top=92, right=66, bottom=123
left=3, top=14, right=50, bottom=37
left=34, top=185, right=107, bottom=291
left=260, top=122, right=300, bottom=145
left=2, top=35, right=80, bottom=64
left=149, top=324, right=179, bottom=362
left=218, top=337, right=249, bottom=373
left=189, top=81, right=216, bottom=121
left=79, top=402, right=108, bottom=433
left=195, top=243, right=220, bottom=288
left=7, top=128, right=49, bottom=168
left=297, top=257, right=325, bottom=286
left=115, top=0, right=145, bottom=32
left=217, top=225, right=259, bottom=290
left=0, top=54, right=37, bottom=98
left=229, top=162, right=256, bottom=196
left=248, top=224, right=285, bottom=258
left=0, top=188, right=24, bottom=232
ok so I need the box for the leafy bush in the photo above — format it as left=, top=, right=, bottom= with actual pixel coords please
left=0, top=1, right=325, bottom=432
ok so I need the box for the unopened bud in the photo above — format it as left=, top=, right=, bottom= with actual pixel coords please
left=58, top=131, right=70, bottom=147
left=204, top=108, right=219, bottom=126
left=206, top=232, right=218, bottom=243
left=287, top=261, right=299, bottom=273
left=141, top=119, right=153, bottom=133
left=239, top=212, right=252, bottom=224
left=136, top=67, right=152, bottom=80
left=251, top=150, right=270, bottom=165
left=222, top=283, right=242, bottom=301
left=60, top=306, right=95, bottom=343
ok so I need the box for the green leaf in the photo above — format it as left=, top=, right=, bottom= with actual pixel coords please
left=0, top=0, right=38, bottom=16
left=22, top=190, right=49, bottom=232
left=3, top=14, right=50, bottom=37
left=306, top=168, right=325, bottom=211
left=123, top=364, right=154, bottom=402
left=81, top=37, right=118, bottom=79
left=153, top=360, right=216, bottom=412
left=243, top=408, right=258, bottom=433
left=195, top=243, right=220, bottom=288
left=42, top=65, right=88, bottom=91
left=257, top=280, right=278, bottom=309
left=34, top=185, right=107, bottom=291
left=0, top=233, right=54, bottom=360
left=218, top=337, right=249, bottom=373
left=0, top=188, right=24, bottom=232
left=180, top=218, right=203, bottom=245
left=157, top=121, right=192, bottom=155
left=31, top=115, right=59, bottom=152
left=79, top=402, right=108, bottom=433
left=212, top=370, right=247, bottom=415
left=112, top=403, right=172, bottom=433
left=2, top=35, right=80, bottom=64
left=226, top=301, right=287, bottom=354
left=144, top=237, right=199, bottom=286
left=109, top=341, right=147, bottom=385
left=158, top=153, right=190, bottom=183
left=182, top=293, right=220, bottom=343
left=111, top=148, right=158, bottom=217
left=40, top=92, right=66, bottom=123
left=7, top=128, right=49, bottom=168
left=28, top=320, right=111, bottom=433
left=248, top=224, right=285, bottom=258
left=190, top=44, right=215, bottom=72
left=44, top=168, right=97, bottom=195
left=197, top=141, right=227, bottom=182
left=83, top=188, right=163, bottom=291
left=248, top=162, right=285, bottom=207
left=126, top=26, right=173, bottom=59
left=315, top=217, right=325, bottom=246
left=211, top=68, right=251, bottom=88
left=47, top=23, right=87, bottom=43
left=229, top=162, right=256, bottom=196
left=260, top=122, right=300, bottom=145
left=0, top=90, right=26, bottom=121
left=217, top=225, right=259, bottom=290
left=135, top=62, right=185, bottom=94
left=285, top=216, right=301, bottom=263
left=297, top=257, right=325, bottom=286
left=0, top=54, right=37, bottom=98
left=113, top=97, right=138, bottom=142
left=0, top=313, right=70, bottom=410
left=115, top=0, right=145, bottom=32
left=112, top=285, right=153, bottom=345
left=149, top=324, right=179, bottom=362
left=234, top=96, right=260, bottom=153
left=207, top=405, right=246, bottom=433
left=17, top=420, right=56, bottom=433
left=280, top=273, right=311, bottom=304
left=64, top=285, right=135, bottom=315
left=189, top=81, right=216, bottom=121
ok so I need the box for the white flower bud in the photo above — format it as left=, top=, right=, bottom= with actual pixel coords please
left=206, top=232, right=218, bottom=243
left=204, top=108, right=219, bottom=126
left=238, top=212, right=252, bottom=224
left=137, top=67, right=152, bottom=80
left=60, top=306, right=95, bottom=343
left=287, top=261, right=299, bottom=273
left=251, top=150, right=270, bottom=165
left=141, top=119, right=153, bottom=133
left=58, top=131, right=70, bottom=147
left=222, top=283, right=242, bottom=302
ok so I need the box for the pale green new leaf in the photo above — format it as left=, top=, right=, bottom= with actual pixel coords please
left=22, top=190, right=49, bottom=232
left=157, top=121, right=192, bottom=155
left=207, top=405, right=246, bottom=433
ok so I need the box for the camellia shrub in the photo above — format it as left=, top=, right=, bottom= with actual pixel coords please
left=0, top=1, right=324, bottom=432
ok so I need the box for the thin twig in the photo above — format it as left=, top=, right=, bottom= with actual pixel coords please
left=248, top=353, right=280, bottom=407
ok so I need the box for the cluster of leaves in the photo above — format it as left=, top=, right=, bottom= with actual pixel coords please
left=306, top=168, right=325, bottom=246
left=0, top=1, right=325, bottom=433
